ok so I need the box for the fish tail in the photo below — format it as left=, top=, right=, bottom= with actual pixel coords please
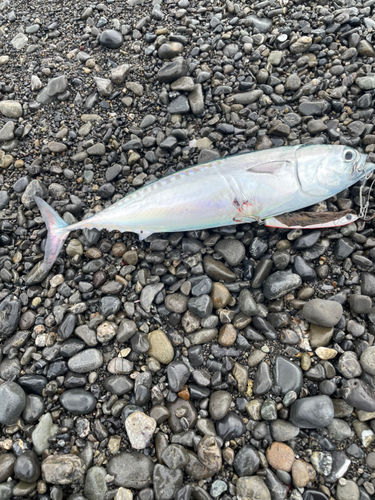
left=34, top=196, right=71, bottom=272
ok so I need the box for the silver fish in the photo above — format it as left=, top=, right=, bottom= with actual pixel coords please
left=35, top=144, right=375, bottom=271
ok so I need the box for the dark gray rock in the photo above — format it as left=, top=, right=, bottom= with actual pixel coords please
left=290, top=395, right=334, bottom=429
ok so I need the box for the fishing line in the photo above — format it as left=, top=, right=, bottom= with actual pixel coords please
left=359, top=171, right=375, bottom=221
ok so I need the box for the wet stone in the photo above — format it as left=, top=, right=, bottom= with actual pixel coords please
left=233, top=445, right=260, bottom=476
left=302, top=299, right=343, bottom=327
left=59, top=388, right=97, bottom=415
left=215, top=412, right=245, bottom=440
left=14, top=450, right=40, bottom=483
left=236, top=477, right=271, bottom=500
left=209, top=390, right=232, bottom=420
left=0, top=296, right=21, bottom=340
left=161, top=444, right=189, bottom=469
left=263, top=271, right=302, bottom=300
left=167, top=361, right=190, bottom=392
left=153, top=465, right=183, bottom=500
left=41, top=454, right=85, bottom=484
left=214, top=239, right=246, bottom=266
left=273, top=356, right=303, bottom=395
left=290, top=395, right=334, bottom=429
left=100, top=30, right=123, bottom=48
left=0, top=381, right=26, bottom=425
left=67, top=348, right=103, bottom=373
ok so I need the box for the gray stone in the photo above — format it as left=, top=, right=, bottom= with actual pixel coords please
left=46, top=76, right=68, bottom=97
left=302, top=299, right=343, bottom=327
left=107, top=452, right=154, bottom=488
left=84, top=466, right=107, bottom=500
left=0, top=381, right=26, bottom=425
left=42, top=454, right=85, bottom=484
left=290, top=395, right=334, bottom=429
left=0, top=100, right=22, bottom=118
left=67, top=348, right=103, bottom=373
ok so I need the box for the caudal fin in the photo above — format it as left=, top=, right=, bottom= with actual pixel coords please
left=34, top=197, right=70, bottom=271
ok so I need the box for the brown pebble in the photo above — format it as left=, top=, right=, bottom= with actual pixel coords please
left=292, top=459, right=316, bottom=488
left=266, top=442, right=295, bottom=472
left=112, top=242, right=127, bottom=257
left=123, top=250, right=138, bottom=265
left=211, top=282, right=231, bottom=309
left=85, top=247, right=102, bottom=259
left=218, top=324, right=237, bottom=346
left=178, top=385, right=190, bottom=401
left=93, top=270, right=107, bottom=288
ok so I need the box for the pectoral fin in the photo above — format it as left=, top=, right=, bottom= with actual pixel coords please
left=247, top=160, right=291, bottom=174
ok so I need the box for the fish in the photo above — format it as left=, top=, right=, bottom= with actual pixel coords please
left=35, top=144, right=375, bottom=272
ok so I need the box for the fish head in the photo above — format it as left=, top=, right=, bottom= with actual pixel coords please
left=296, top=145, right=374, bottom=197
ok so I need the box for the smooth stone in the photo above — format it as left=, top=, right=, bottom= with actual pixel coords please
left=216, top=412, right=245, bottom=440
left=100, top=30, right=123, bottom=48
left=148, top=330, right=174, bottom=364
left=153, top=464, right=183, bottom=500
left=67, top=348, right=103, bottom=373
left=209, top=391, right=232, bottom=420
left=46, top=76, right=68, bottom=97
left=84, top=466, right=107, bottom=500
left=0, top=454, right=16, bottom=482
left=290, top=395, right=334, bottom=429
left=214, top=239, right=246, bottom=266
left=41, top=454, right=85, bottom=484
left=263, top=271, right=302, bottom=300
left=233, top=445, right=260, bottom=476
left=167, top=361, right=190, bottom=392
left=22, top=394, right=44, bottom=423
left=203, top=255, right=236, bottom=282
left=125, top=411, right=156, bottom=449
left=302, top=299, right=342, bottom=327
left=253, top=361, right=273, bottom=395
left=167, top=399, right=198, bottom=433
left=0, top=296, right=21, bottom=339
left=270, top=420, right=300, bottom=442
left=236, top=477, right=271, bottom=500
left=273, top=356, right=303, bottom=395
left=0, top=381, right=26, bottom=425
left=14, top=451, right=40, bottom=483
left=59, top=389, right=97, bottom=415
left=340, top=379, right=375, bottom=411
left=161, top=445, right=189, bottom=469
left=32, top=413, right=59, bottom=455
left=107, top=452, right=154, bottom=488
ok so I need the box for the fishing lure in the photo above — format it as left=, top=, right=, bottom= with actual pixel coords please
left=35, top=144, right=375, bottom=271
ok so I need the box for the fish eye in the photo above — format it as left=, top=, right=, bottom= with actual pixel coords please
left=344, top=150, right=355, bottom=162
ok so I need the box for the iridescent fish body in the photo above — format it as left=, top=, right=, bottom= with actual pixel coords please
left=35, top=144, right=375, bottom=271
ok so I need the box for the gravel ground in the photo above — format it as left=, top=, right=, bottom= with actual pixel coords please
left=1, top=0, right=375, bottom=499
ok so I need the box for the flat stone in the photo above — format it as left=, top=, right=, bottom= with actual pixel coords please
left=32, top=413, right=58, bottom=455
left=100, top=30, right=123, bottom=48
left=0, top=381, right=26, bottom=425
left=302, top=299, right=342, bottom=327
left=0, top=100, right=22, bottom=118
left=266, top=442, right=295, bottom=472
left=67, top=348, right=103, bottom=373
left=290, top=395, right=334, bottom=429
left=46, top=76, right=68, bottom=97
left=125, top=411, right=156, bottom=449
left=236, top=477, right=271, bottom=500
left=42, top=454, right=85, bottom=484
left=107, top=452, right=154, bottom=489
